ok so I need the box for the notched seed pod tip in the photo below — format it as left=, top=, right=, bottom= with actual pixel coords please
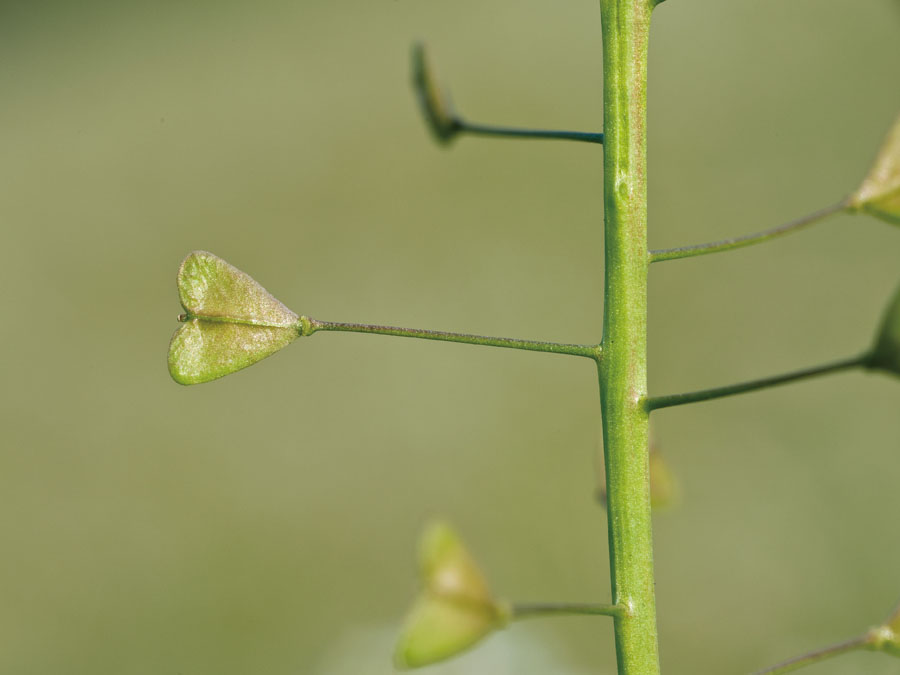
left=850, top=113, right=900, bottom=225
left=167, top=251, right=302, bottom=385
left=411, top=42, right=461, bottom=145
left=394, top=521, right=509, bottom=669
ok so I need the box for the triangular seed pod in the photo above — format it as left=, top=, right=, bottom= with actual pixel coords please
left=394, top=595, right=505, bottom=669
left=850, top=114, right=900, bottom=225
left=394, top=522, right=509, bottom=669
left=168, top=251, right=301, bottom=385
left=418, top=521, right=493, bottom=604
left=411, top=43, right=461, bottom=144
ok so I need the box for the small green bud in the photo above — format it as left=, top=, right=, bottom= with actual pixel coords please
left=167, top=251, right=301, bottom=385
left=869, top=283, right=900, bottom=376
left=882, top=603, right=900, bottom=657
left=394, top=522, right=509, bottom=669
left=850, top=114, right=900, bottom=225
left=865, top=603, right=900, bottom=657
left=411, top=43, right=461, bottom=144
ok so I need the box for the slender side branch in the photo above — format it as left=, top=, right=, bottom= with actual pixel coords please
left=753, top=635, right=871, bottom=675
left=457, top=118, right=604, bottom=145
left=303, top=317, right=601, bottom=360
left=649, top=201, right=848, bottom=264
left=512, top=602, right=624, bottom=621
left=646, top=353, right=871, bottom=412
left=411, top=42, right=602, bottom=146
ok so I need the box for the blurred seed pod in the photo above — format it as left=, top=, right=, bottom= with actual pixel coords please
left=411, top=43, right=461, bottom=144
left=597, top=441, right=679, bottom=511
left=394, top=521, right=509, bottom=669
left=864, top=601, right=900, bottom=658
left=850, top=114, right=900, bottom=225
left=648, top=448, right=679, bottom=510
left=868, top=282, right=900, bottom=376
left=880, top=602, right=900, bottom=657
left=168, top=251, right=301, bottom=385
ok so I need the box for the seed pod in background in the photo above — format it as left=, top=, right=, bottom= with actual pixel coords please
left=597, top=441, right=679, bottom=511
left=850, top=114, right=900, bottom=225
left=168, top=251, right=302, bottom=385
left=880, top=602, right=900, bottom=657
left=411, top=43, right=461, bottom=145
left=394, top=521, right=509, bottom=669
left=648, top=448, right=679, bottom=510
left=868, top=282, right=900, bottom=376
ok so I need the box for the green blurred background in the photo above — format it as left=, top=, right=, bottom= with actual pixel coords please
left=2, top=1, right=900, bottom=673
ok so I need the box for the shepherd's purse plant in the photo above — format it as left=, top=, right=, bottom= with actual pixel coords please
left=166, top=2, right=900, bottom=673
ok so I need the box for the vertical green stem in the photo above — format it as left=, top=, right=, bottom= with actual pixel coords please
left=598, top=2, right=659, bottom=674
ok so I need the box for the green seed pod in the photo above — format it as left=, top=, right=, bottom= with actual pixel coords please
left=394, top=522, right=509, bottom=669
left=411, top=43, right=461, bottom=145
left=850, top=114, right=900, bottom=225
left=167, top=251, right=301, bottom=385
left=869, top=282, right=900, bottom=376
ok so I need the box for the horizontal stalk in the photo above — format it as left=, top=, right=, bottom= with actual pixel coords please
left=512, top=602, right=624, bottom=620
left=649, top=201, right=848, bottom=263
left=304, top=317, right=601, bottom=360
left=457, top=117, right=603, bottom=144
left=646, top=352, right=870, bottom=412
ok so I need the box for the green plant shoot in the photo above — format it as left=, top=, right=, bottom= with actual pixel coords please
left=166, top=3, right=900, bottom=673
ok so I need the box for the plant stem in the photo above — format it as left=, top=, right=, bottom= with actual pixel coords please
left=649, top=201, right=848, bottom=263
left=512, top=602, right=624, bottom=620
left=598, top=1, right=659, bottom=674
left=304, top=317, right=601, bottom=359
left=457, top=117, right=604, bottom=144
left=753, top=635, right=870, bottom=675
left=646, top=352, right=871, bottom=412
